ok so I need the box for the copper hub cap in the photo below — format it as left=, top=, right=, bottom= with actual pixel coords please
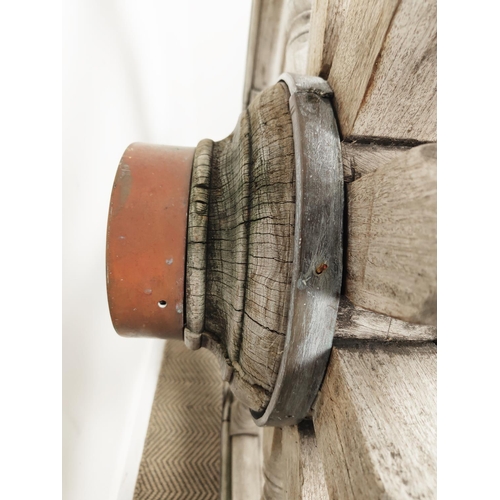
left=106, top=143, right=194, bottom=339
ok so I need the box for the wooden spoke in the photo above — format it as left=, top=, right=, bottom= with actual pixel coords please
left=307, top=0, right=436, bottom=142
left=341, top=141, right=412, bottom=183
left=314, top=342, right=437, bottom=499
left=261, top=427, right=286, bottom=500
left=282, top=422, right=329, bottom=499
left=336, top=296, right=436, bottom=341
left=230, top=399, right=263, bottom=500
left=308, top=0, right=400, bottom=136
left=345, top=143, right=437, bottom=325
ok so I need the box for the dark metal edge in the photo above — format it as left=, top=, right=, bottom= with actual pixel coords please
left=252, top=73, right=343, bottom=426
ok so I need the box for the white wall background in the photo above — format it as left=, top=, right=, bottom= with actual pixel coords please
left=62, top=1, right=251, bottom=499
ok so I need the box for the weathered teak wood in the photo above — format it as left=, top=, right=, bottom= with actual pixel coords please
left=238, top=2, right=437, bottom=499
left=336, top=297, right=436, bottom=341
left=345, top=143, right=437, bottom=326
left=308, top=0, right=436, bottom=142
left=341, top=141, right=411, bottom=183
left=243, top=0, right=312, bottom=106
left=186, top=82, right=297, bottom=414
left=247, top=0, right=436, bottom=140
left=272, top=0, right=312, bottom=77
left=308, top=0, right=400, bottom=136
left=314, top=342, right=437, bottom=499
left=243, top=0, right=285, bottom=106
left=230, top=399, right=263, bottom=500
left=262, top=427, right=286, bottom=500
left=283, top=422, right=329, bottom=499
left=261, top=422, right=329, bottom=499
left=351, top=0, right=436, bottom=141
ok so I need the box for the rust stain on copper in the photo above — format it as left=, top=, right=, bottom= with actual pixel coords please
left=106, top=143, right=194, bottom=339
left=315, top=262, right=328, bottom=275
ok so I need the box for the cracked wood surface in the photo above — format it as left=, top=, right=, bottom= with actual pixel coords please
left=188, top=100, right=436, bottom=415
left=187, top=82, right=296, bottom=413
left=314, top=342, right=437, bottom=499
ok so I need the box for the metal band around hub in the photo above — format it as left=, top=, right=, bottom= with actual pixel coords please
left=251, top=73, right=343, bottom=427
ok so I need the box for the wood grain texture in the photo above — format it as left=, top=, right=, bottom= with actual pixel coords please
left=243, top=0, right=285, bottom=106
left=323, top=0, right=400, bottom=136
left=314, top=342, right=436, bottom=500
left=341, top=141, right=411, bottom=183
left=306, top=0, right=436, bottom=141
left=185, top=138, right=214, bottom=349
left=274, top=0, right=312, bottom=77
left=352, top=0, right=437, bottom=141
left=283, top=421, right=329, bottom=499
left=243, top=0, right=312, bottom=107
left=336, top=296, right=436, bottom=341
left=262, top=427, right=286, bottom=500
left=345, top=143, right=437, bottom=325
left=306, top=0, right=331, bottom=77
left=190, top=82, right=296, bottom=413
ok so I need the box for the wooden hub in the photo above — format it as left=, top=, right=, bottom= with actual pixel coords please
left=106, top=74, right=343, bottom=426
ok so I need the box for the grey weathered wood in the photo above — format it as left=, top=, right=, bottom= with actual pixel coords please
left=306, top=0, right=436, bottom=142
left=352, top=0, right=437, bottom=141
left=185, top=138, right=213, bottom=349
left=336, top=296, right=436, bottom=341
left=232, top=435, right=262, bottom=500
left=314, top=342, right=437, bottom=499
left=345, top=143, right=437, bottom=325
left=188, top=75, right=346, bottom=422
left=306, top=0, right=339, bottom=78
left=243, top=0, right=312, bottom=107
left=230, top=400, right=263, bottom=500
left=253, top=74, right=343, bottom=427
left=186, top=82, right=296, bottom=414
left=283, top=422, right=329, bottom=499
left=336, top=296, right=437, bottom=341
left=341, top=141, right=412, bottom=183
left=322, top=0, right=400, bottom=136
left=273, top=0, right=312, bottom=77
left=243, top=0, right=285, bottom=106
left=261, top=427, right=286, bottom=500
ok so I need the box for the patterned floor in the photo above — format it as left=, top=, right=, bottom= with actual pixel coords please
left=134, top=340, right=223, bottom=499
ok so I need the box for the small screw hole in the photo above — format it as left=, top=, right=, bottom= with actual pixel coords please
left=158, top=300, right=167, bottom=308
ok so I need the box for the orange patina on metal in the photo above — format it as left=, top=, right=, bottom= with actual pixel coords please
left=106, top=143, right=194, bottom=339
